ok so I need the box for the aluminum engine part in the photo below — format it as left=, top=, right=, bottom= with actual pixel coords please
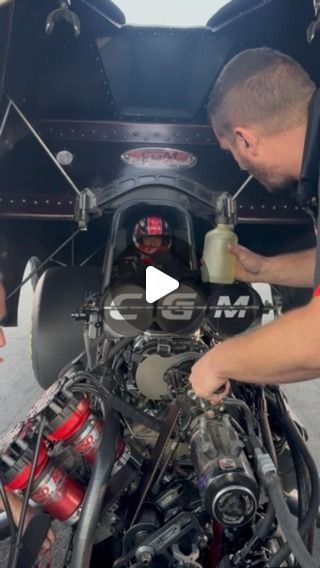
left=127, top=336, right=207, bottom=401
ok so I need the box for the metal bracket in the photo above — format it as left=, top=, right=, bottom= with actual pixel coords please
left=114, top=511, right=203, bottom=567
left=314, top=0, right=320, bottom=16
left=45, top=0, right=80, bottom=37
left=307, top=1, right=320, bottom=43
left=215, top=192, right=238, bottom=226
left=75, top=188, right=102, bottom=230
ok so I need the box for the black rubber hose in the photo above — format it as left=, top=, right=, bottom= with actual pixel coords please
left=265, top=472, right=317, bottom=568
left=70, top=406, right=120, bottom=568
left=273, top=394, right=311, bottom=548
left=254, top=503, right=275, bottom=542
left=289, top=433, right=312, bottom=551
left=221, top=398, right=260, bottom=448
left=267, top=407, right=319, bottom=567
left=292, top=442, right=309, bottom=521
left=105, top=337, right=133, bottom=363
left=258, top=389, right=278, bottom=468
left=286, top=493, right=320, bottom=529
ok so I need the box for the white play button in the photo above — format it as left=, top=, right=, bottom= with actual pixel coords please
left=146, top=266, right=179, bottom=304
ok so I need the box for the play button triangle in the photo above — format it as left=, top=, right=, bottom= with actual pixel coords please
left=146, top=266, right=179, bottom=304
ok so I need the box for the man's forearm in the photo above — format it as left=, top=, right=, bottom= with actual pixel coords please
left=209, top=298, right=320, bottom=385
left=261, top=247, right=316, bottom=288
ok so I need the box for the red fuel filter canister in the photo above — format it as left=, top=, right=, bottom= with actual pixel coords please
left=1, top=431, right=84, bottom=523
left=45, top=391, right=103, bottom=463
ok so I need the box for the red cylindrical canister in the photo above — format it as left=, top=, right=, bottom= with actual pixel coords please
left=31, top=459, right=84, bottom=523
left=4, top=441, right=49, bottom=492
left=2, top=433, right=84, bottom=524
left=46, top=393, right=103, bottom=463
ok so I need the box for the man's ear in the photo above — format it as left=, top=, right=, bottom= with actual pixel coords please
left=233, top=127, right=259, bottom=156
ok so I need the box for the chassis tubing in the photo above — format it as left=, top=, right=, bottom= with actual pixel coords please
left=70, top=406, right=120, bottom=568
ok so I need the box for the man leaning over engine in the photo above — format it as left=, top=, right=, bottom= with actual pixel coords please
left=190, top=47, right=320, bottom=403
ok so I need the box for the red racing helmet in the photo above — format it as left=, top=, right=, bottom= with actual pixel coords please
left=133, top=216, right=172, bottom=256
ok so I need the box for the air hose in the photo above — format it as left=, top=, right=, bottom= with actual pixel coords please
left=266, top=399, right=320, bottom=567
left=254, top=446, right=317, bottom=568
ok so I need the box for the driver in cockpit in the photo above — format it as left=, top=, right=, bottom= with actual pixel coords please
left=132, top=215, right=172, bottom=265
left=112, top=215, right=193, bottom=284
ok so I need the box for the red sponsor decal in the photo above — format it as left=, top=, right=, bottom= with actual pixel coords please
left=121, top=148, right=197, bottom=169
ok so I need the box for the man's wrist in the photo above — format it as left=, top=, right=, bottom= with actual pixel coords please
left=207, top=343, right=230, bottom=384
left=257, top=255, right=272, bottom=283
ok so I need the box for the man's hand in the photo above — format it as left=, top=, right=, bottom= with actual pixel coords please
left=228, top=243, right=266, bottom=283
left=189, top=348, right=230, bottom=404
left=229, top=245, right=316, bottom=288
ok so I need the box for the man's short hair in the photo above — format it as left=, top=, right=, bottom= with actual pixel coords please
left=208, top=47, right=316, bottom=137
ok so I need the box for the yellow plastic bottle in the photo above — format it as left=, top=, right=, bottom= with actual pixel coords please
left=201, top=223, right=238, bottom=284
